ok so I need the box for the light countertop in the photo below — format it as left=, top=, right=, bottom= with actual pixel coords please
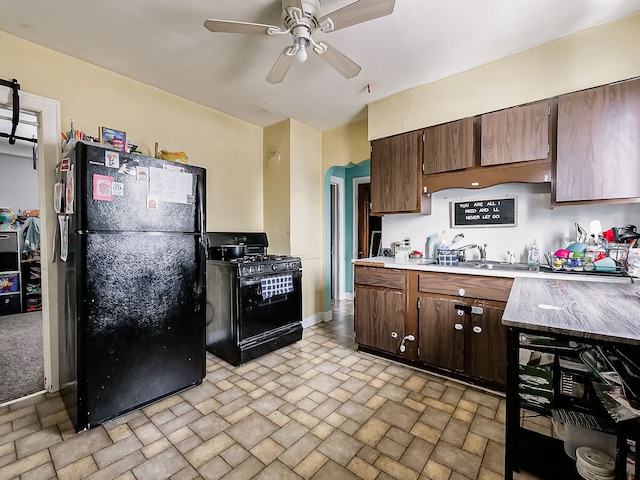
left=354, top=256, right=634, bottom=284
left=502, top=277, right=640, bottom=345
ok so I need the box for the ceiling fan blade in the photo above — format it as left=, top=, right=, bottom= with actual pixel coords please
left=315, top=42, right=361, bottom=79
left=319, top=0, right=395, bottom=32
left=204, top=19, right=279, bottom=35
left=266, top=47, right=296, bottom=84
left=282, top=0, right=304, bottom=11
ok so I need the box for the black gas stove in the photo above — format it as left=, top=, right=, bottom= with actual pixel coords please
left=204, top=232, right=303, bottom=365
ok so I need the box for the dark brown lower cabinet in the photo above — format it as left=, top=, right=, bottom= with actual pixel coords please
left=418, top=295, right=464, bottom=373
left=355, top=285, right=405, bottom=354
left=465, top=299, right=507, bottom=385
left=418, top=294, right=507, bottom=388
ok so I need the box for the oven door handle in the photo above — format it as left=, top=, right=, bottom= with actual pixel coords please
left=256, top=294, right=290, bottom=306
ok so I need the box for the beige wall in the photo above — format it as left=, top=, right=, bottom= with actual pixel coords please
left=321, top=119, right=369, bottom=172
left=1, top=31, right=265, bottom=232
left=264, top=119, right=324, bottom=319
left=369, top=13, right=640, bottom=139
left=290, top=120, right=323, bottom=319
left=263, top=120, right=292, bottom=254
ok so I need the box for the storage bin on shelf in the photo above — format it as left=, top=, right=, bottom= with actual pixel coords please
left=551, top=409, right=617, bottom=461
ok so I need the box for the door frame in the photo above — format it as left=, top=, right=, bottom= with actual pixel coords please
left=1, top=86, right=61, bottom=395
left=352, top=176, right=370, bottom=260
left=329, top=176, right=345, bottom=301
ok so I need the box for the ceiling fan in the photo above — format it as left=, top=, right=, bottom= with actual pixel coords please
left=204, top=0, right=396, bottom=84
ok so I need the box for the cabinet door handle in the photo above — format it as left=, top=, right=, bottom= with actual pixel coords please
left=472, top=325, right=482, bottom=334
left=454, top=323, right=463, bottom=330
left=454, top=304, right=471, bottom=313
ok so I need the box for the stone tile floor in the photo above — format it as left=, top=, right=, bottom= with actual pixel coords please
left=0, top=300, right=543, bottom=480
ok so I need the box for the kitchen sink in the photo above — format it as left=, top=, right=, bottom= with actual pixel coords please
left=474, top=262, right=531, bottom=271
left=458, top=261, right=532, bottom=271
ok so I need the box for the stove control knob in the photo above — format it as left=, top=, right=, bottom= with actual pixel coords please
left=257, top=265, right=263, bottom=273
left=272, top=264, right=278, bottom=271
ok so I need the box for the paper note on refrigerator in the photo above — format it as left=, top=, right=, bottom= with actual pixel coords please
left=148, top=167, right=193, bottom=204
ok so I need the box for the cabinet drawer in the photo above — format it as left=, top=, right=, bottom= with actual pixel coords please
left=0, top=293, right=21, bottom=316
left=418, top=272, right=513, bottom=302
left=355, top=267, right=405, bottom=290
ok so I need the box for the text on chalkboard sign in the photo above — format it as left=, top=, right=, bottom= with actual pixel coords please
left=450, top=197, right=517, bottom=227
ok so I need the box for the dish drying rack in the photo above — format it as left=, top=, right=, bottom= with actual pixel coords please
left=545, top=242, right=630, bottom=276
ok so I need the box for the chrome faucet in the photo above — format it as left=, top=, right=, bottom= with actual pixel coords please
left=478, top=243, right=487, bottom=261
left=455, top=244, right=478, bottom=262
left=507, top=251, right=516, bottom=264
left=454, top=243, right=488, bottom=262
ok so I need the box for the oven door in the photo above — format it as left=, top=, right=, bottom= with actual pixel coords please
left=238, top=272, right=302, bottom=341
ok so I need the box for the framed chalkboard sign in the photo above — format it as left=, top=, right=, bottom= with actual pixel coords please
left=450, top=197, right=517, bottom=227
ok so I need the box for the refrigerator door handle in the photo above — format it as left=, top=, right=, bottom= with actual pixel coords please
left=195, top=174, right=205, bottom=296
left=195, top=236, right=204, bottom=296
left=197, top=174, right=205, bottom=234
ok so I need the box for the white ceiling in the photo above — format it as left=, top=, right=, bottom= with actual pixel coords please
left=2, top=0, right=640, bottom=131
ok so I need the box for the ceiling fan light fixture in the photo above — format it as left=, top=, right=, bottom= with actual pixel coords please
left=294, top=37, right=309, bottom=62
left=296, top=43, right=307, bottom=62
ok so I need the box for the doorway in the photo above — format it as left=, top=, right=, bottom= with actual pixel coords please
left=0, top=105, right=44, bottom=404
left=354, top=179, right=381, bottom=260
left=0, top=86, right=60, bottom=405
left=323, top=162, right=372, bottom=312
left=329, top=176, right=345, bottom=301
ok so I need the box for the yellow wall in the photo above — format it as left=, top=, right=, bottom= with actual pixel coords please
left=1, top=31, right=265, bottom=232
left=263, top=120, right=292, bottom=254
left=369, top=13, right=640, bottom=139
left=264, top=119, right=324, bottom=318
left=290, top=120, right=323, bottom=318
left=321, top=119, right=370, bottom=172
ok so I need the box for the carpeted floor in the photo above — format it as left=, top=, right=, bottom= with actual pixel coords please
left=0, top=310, right=44, bottom=404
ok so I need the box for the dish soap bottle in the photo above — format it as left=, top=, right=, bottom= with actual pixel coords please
left=528, top=239, right=540, bottom=271
left=439, top=230, right=449, bottom=251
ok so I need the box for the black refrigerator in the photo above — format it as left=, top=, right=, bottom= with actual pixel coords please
left=58, top=141, right=206, bottom=431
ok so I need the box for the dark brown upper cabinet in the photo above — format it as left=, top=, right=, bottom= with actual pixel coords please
left=481, top=100, right=550, bottom=166
left=555, top=77, right=640, bottom=203
left=423, top=117, right=475, bottom=174
left=370, top=130, right=426, bottom=215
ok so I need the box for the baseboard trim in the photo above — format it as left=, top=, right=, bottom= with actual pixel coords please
left=302, top=310, right=333, bottom=328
